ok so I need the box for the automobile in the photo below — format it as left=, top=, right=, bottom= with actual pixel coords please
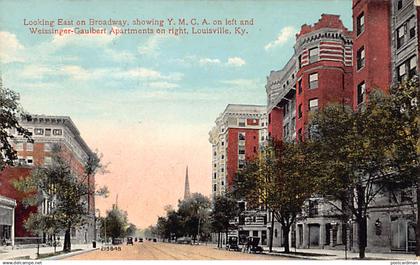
left=226, top=236, right=241, bottom=251
left=139, top=238, right=143, bottom=242
left=244, top=237, right=263, bottom=254
left=176, top=237, right=192, bottom=244
left=112, top=238, right=123, bottom=245
left=152, top=238, right=157, bottom=242
left=127, top=237, right=134, bottom=245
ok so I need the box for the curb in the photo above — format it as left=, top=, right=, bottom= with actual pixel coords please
left=44, top=247, right=99, bottom=260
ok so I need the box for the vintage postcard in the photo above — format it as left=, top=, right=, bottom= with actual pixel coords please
left=0, top=0, right=419, bottom=264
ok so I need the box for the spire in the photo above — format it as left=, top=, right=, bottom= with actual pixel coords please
left=184, top=166, right=191, bottom=200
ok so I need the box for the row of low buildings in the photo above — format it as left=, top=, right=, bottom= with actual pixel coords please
left=0, top=114, right=96, bottom=246
left=209, top=0, right=419, bottom=253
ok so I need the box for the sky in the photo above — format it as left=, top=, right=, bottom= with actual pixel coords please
left=0, top=0, right=352, bottom=228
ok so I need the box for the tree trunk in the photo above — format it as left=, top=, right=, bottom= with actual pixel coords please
left=416, top=181, right=420, bottom=257
left=269, top=211, right=274, bottom=252
left=63, top=228, right=71, bottom=252
left=225, top=230, right=228, bottom=248
left=357, top=216, right=367, bottom=259
left=283, top=226, right=290, bottom=253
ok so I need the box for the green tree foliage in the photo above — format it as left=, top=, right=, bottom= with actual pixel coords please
left=308, top=78, right=419, bottom=258
left=0, top=82, right=32, bottom=170
left=101, top=207, right=129, bottom=240
left=210, top=194, right=240, bottom=248
left=152, top=193, right=211, bottom=243
left=14, top=144, right=107, bottom=252
left=233, top=140, right=315, bottom=253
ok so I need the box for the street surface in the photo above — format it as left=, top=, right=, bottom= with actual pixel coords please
left=66, top=241, right=290, bottom=260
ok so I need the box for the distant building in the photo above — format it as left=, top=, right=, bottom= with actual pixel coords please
left=209, top=104, right=268, bottom=197
left=0, top=114, right=95, bottom=245
left=209, top=104, right=268, bottom=245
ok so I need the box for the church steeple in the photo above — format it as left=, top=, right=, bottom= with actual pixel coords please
left=184, top=166, right=191, bottom=200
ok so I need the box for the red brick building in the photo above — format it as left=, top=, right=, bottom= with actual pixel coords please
left=0, top=115, right=95, bottom=244
left=209, top=104, right=267, bottom=196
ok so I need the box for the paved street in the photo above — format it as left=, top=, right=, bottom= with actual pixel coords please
left=66, top=242, right=290, bottom=260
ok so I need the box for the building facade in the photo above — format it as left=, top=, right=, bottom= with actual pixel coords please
left=209, top=104, right=268, bottom=245
left=209, top=104, right=267, bottom=197
left=0, top=114, right=95, bottom=245
left=351, top=0, right=419, bottom=253
left=0, top=195, right=16, bottom=247
left=266, top=14, right=354, bottom=249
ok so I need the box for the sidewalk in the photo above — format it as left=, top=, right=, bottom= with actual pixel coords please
left=0, top=244, right=96, bottom=260
left=262, top=246, right=417, bottom=260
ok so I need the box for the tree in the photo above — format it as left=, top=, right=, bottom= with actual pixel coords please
left=126, top=223, right=138, bottom=237
left=14, top=144, right=108, bottom=252
left=307, top=84, right=419, bottom=259
left=233, top=140, right=315, bottom=253
left=101, top=206, right=129, bottom=240
left=0, top=82, right=32, bottom=170
left=210, top=194, right=240, bottom=248
left=177, top=193, right=211, bottom=243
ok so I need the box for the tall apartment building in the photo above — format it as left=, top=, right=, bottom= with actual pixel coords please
left=209, top=104, right=267, bottom=197
left=0, top=115, right=95, bottom=245
left=266, top=14, right=354, bottom=249
left=267, top=14, right=353, bottom=142
left=209, top=104, right=268, bottom=245
left=351, top=0, right=419, bottom=253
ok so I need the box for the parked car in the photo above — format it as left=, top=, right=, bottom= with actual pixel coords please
left=153, top=238, right=157, bottom=242
left=139, top=238, right=143, bottom=242
left=226, top=236, right=241, bottom=251
left=127, top=237, right=134, bottom=245
left=245, top=237, right=263, bottom=253
left=176, top=237, right=192, bottom=244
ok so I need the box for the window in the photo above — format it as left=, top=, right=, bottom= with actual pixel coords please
left=397, top=0, right=403, bottom=10
left=221, top=168, right=224, bottom=172
left=15, top=143, right=23, bottom=151
left=26, top=156, right=33, bottom=165
left=309, top=73, right=318, bottom=89
left=409, top=18, right=416, bottom=39
left=298, top=128, right=303, bottom=142
left=409, top=56, right=417, bottom=78
left=298, top=78, right=302, bottom=94
left=253, top=146, right=257, bottom=153
left=221, top=141, right=224, bottom=146
left=308, top=98, right=319, bottom=111
left=238, top=132, right=245, bottom=141
left=213, top=173, right=216, bottom=179
left=44, top=156, right=52, bottom=166
left=213, top=184, right=216, bottom=191
left=214, top=163, right=217, bottom=168
left=397, top=24, right=406, bottom=49
left=53, top=129, right=62, bottom=136
left=283, top=102, right=289, bottom=117
left=221, top=181, right=224, bottom=186
left=309, top=200, right=319, bottom=217
left=221, top=154, right=224, bottom=159
left=357, top=46, right=365, bottom=70
left=356, top=12, right=365, bottom=36
left=309, top=47, right=319, bottom=63
left=238, top=160, right=245, bottom=169
left=44, top=143, right=52, bottom=151
left=45, top=128, right=51, bottom=136
left=34, top=128, right=44, bottom=135
left=283, top=123, right=289, bottom=137
left=238, top=119, right=246, bottom=127
left=238, top=146, right=245, bottom=155
left=26, top=143, right=33, bottom=151
left=298, top=104, right=302, bottom=118
left=398, top=63, right=407, bottom=81
left=298, top=54, right=303, bottom=68
left=357, top=81, right=366, bottom=105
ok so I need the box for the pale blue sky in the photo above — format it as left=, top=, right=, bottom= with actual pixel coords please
left=0, top=0, right=352, bottom=226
